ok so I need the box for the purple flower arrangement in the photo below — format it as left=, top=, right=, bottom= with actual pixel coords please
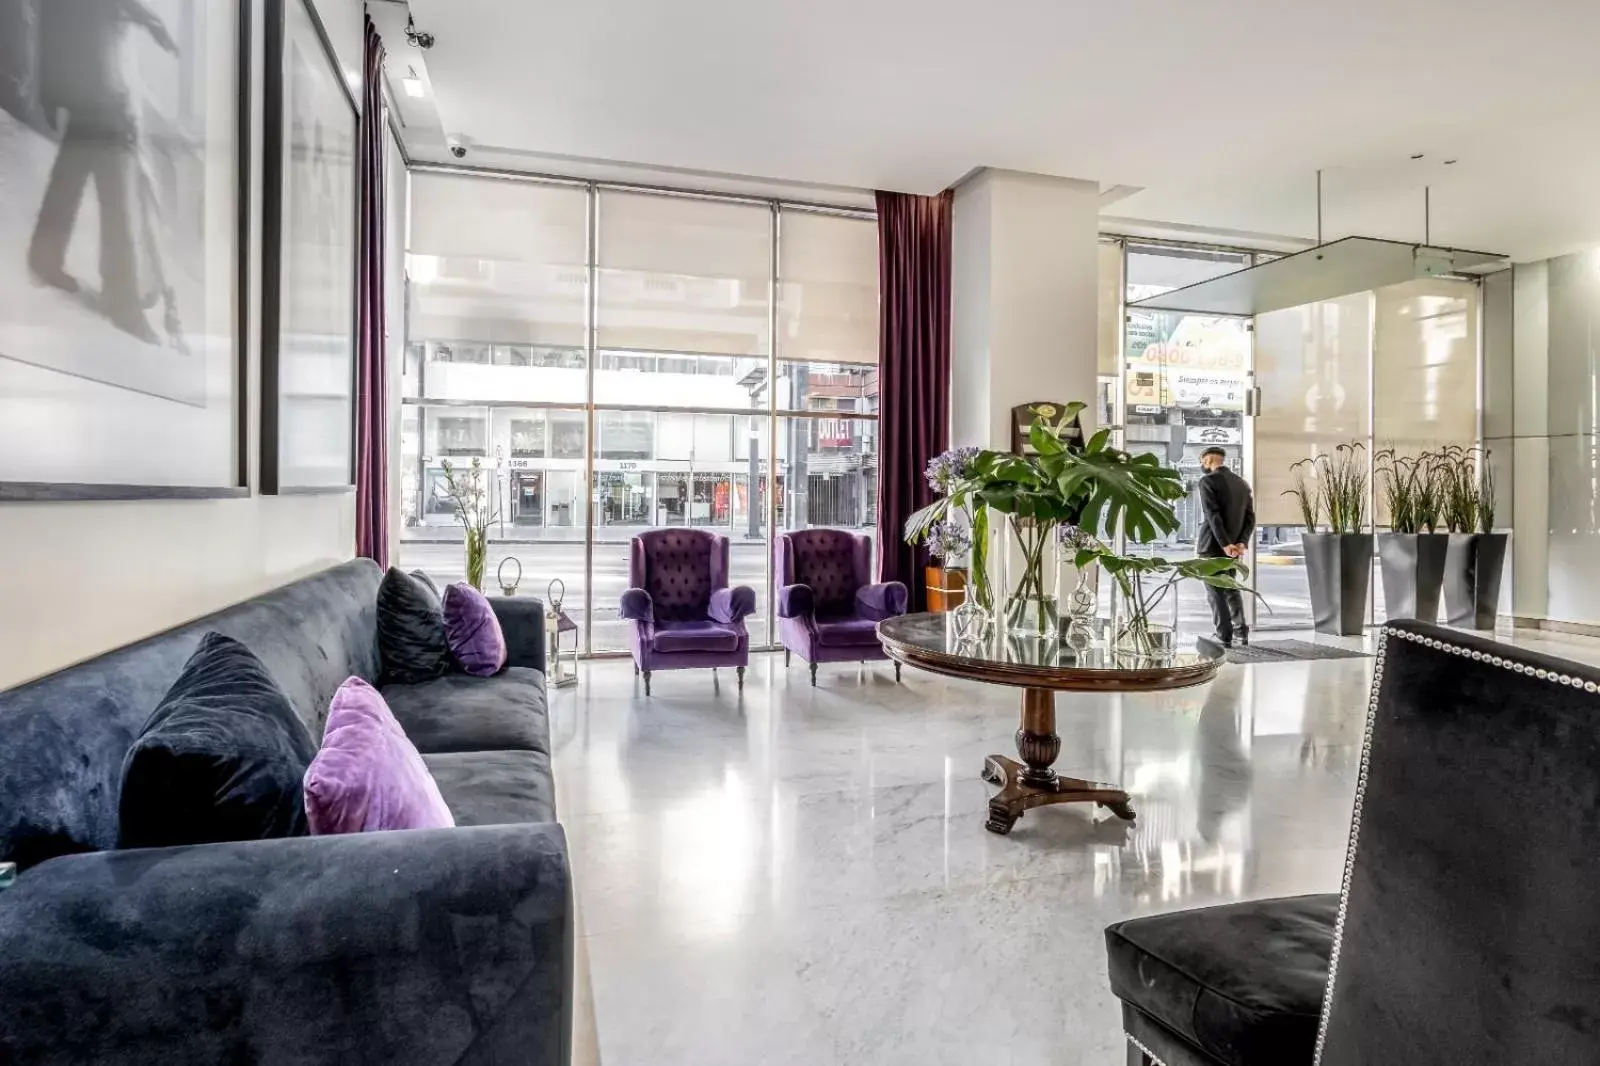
left=924, top=520, right=972, bottom=562
left=925, top=446, right=982, bottom=494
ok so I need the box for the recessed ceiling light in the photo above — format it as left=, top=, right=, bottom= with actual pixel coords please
left=1410, top=153, right=1425, bottom=160
left=1443, top=159, right=1458, bottom=165
left=403, top=77, right=425, bottom=98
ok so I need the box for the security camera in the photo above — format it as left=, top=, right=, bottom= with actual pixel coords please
left=404, top=17, right=435, bottom=50
left=446, top=136, right=467, bottom=160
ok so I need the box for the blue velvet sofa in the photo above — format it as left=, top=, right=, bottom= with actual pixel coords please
left=0, top=559, right=572, bottom=1065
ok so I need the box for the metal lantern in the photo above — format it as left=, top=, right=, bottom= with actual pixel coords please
left=498, top=556, right=523, bottom=597
left=544, top=578, right=579, bottom=688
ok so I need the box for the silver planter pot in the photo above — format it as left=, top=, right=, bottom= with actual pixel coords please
left=1302, top=533, right=1373, bottom=636
left=1442, top=532, right=1509, bottom=630
left=1376, top=532, right=1450, bottom=623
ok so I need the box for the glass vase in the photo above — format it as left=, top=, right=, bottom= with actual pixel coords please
left=951, top=504, right=996, bottom=640
left=1056, top=526, right=1101, bottom=631
left=998, top=513, right=1060, bottom=637
left=464, top=527, right=488, bottom=591
left=1112, top=606, right=1175, bottom=663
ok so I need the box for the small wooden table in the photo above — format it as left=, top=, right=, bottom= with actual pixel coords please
left=877, top=613, right=1224, bottom=835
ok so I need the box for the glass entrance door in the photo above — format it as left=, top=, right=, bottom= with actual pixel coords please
left=1122, top=243, right=1254, bottom=635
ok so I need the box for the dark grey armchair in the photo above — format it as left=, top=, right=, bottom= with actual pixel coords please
left=1106, top=620, right=1600, bottom=1066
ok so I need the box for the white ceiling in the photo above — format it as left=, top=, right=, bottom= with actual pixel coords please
left=394, top=0, right=1600, bottom=262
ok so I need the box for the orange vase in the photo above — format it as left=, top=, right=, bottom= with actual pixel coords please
left=925, top=565, right=968, bottom=614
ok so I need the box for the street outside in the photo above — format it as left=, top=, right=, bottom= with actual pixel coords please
left=400, top=535, right=1321, bottom=653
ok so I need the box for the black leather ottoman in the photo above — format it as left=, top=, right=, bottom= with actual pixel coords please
left=1105, top=894, right=1337, bottom=1066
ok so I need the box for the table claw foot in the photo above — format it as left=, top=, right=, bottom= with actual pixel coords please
left=1099, top=799, right=1137, bottom=822
left=985, top=802, right=1019, bottom=835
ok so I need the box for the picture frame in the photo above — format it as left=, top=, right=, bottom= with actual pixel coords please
left=1010, top=401, right=1084, bottom=457
left=0, top=0, right=252, bottom=500
left=260, top=0, right=357, bottom=495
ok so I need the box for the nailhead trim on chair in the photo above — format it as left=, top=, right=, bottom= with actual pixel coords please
left=1310, top=630, right=1385, bottom=1066
left=1125, top=1032, right=1170, bottom=1066
left=1311, top=626, right=1591, bottom=1065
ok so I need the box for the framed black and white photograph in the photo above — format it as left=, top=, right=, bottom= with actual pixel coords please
left=0, top=0, right=250, bottom=499
left=261, top=0, right=355, bottom=494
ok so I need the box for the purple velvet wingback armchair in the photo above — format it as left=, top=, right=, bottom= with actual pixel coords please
left=620, top=529, right=756, bottom=695
left=776, top=529, right=908, bottom=685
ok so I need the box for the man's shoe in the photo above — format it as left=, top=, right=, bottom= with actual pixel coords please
left=1207, top=632, right=1234, bottom=649
left=1237, top=629, right=1250, bottom=647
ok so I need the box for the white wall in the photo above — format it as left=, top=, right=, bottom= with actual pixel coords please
left=1490, top=249, right=1600, bottom=629
left=0, top=0, right=356, bottom=690
left=950, top=169, right=1100, bottom=449
left=0, top=500, right=353, bottom=690
left=950, top=176, right=993, bottom=449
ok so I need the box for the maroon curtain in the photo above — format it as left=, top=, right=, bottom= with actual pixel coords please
left=874, top=190, right=952, bottom=610
left=354, top=17, right=388, bottom=566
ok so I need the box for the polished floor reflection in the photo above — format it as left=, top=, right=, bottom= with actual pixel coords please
left=550, top=627, right=1596, bottom=1066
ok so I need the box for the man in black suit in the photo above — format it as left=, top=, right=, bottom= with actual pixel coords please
left=1197, top=446, right=1254, bottom=647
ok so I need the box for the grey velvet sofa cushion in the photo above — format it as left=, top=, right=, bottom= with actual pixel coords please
left=0, top=560, right=383, bottom=870
left=381, top=669, right=550, bottom=755
left=0, top=824, right=571, bottom=1065
left=424, top=751, right=558, bottom=827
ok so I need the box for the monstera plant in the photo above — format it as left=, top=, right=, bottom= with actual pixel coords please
left=905, top=403, right=1188, bottom=636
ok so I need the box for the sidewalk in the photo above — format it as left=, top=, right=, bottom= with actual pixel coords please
left=400, top=525, right=781, bottom=546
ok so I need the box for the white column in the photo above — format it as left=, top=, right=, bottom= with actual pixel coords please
left=950, top=169, right=1102, bottom=450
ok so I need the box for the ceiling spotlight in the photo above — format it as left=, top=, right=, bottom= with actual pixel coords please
left=1410, top=153, right=1425, bottom=160
left=402, top=66, right=425, bottom=97
left=1443, top=159, right=1458, bottom=166
left=405, top=16, right=435, bottom=50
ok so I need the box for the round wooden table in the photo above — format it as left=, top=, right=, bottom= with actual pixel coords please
left=877, top=612, right=1224, bottom=835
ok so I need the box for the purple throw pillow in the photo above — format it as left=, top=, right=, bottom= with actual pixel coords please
left=442, top=583, right=508, bottom=677
left=304, top=678, right=454, bottom=834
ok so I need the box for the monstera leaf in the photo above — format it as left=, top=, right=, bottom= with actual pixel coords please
left=1054, top=429, right=1185, bottom=543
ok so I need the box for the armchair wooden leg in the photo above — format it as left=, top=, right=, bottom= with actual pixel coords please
left=736, top=666, right=745, bottom=690
left=809, top=662, right=818, bottom=687
left=634, top=663, right=640, bottom=676
left=894, top=662, right=902, bottom=682
left=785, top=649, right=791, bottom=667
left=642, top=670, right=652, bottom=696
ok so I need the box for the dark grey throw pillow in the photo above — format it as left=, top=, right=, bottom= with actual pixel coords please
left=410, top=569, right=440, bottom=596
left=118, top=633, right=318, bottom=849
left=378, top=567, right=453, bottom=683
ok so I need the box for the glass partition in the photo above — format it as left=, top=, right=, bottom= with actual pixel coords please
left=1249, top=278, right=1480, bottom=630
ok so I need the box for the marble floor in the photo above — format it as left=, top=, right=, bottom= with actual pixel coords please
left=549, top=626, right=1600, bottom=1066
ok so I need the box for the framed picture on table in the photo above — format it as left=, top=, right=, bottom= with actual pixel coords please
left=0, top=0, right=251, bottom=500
left=1010, top=401, right=1085, bottom=457
left=260, top=0, right=356, bottom=494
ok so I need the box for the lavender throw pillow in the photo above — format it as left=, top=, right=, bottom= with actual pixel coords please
left=443, top=583, right=508, bottom=677
left=304, top=678, right=454, bottom=834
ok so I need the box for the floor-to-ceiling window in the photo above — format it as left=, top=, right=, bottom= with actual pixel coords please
left=399, top=171, right=878, bottom=653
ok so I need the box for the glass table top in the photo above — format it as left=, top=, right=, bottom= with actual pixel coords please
left=876, top=612, right=1224, bottom=690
